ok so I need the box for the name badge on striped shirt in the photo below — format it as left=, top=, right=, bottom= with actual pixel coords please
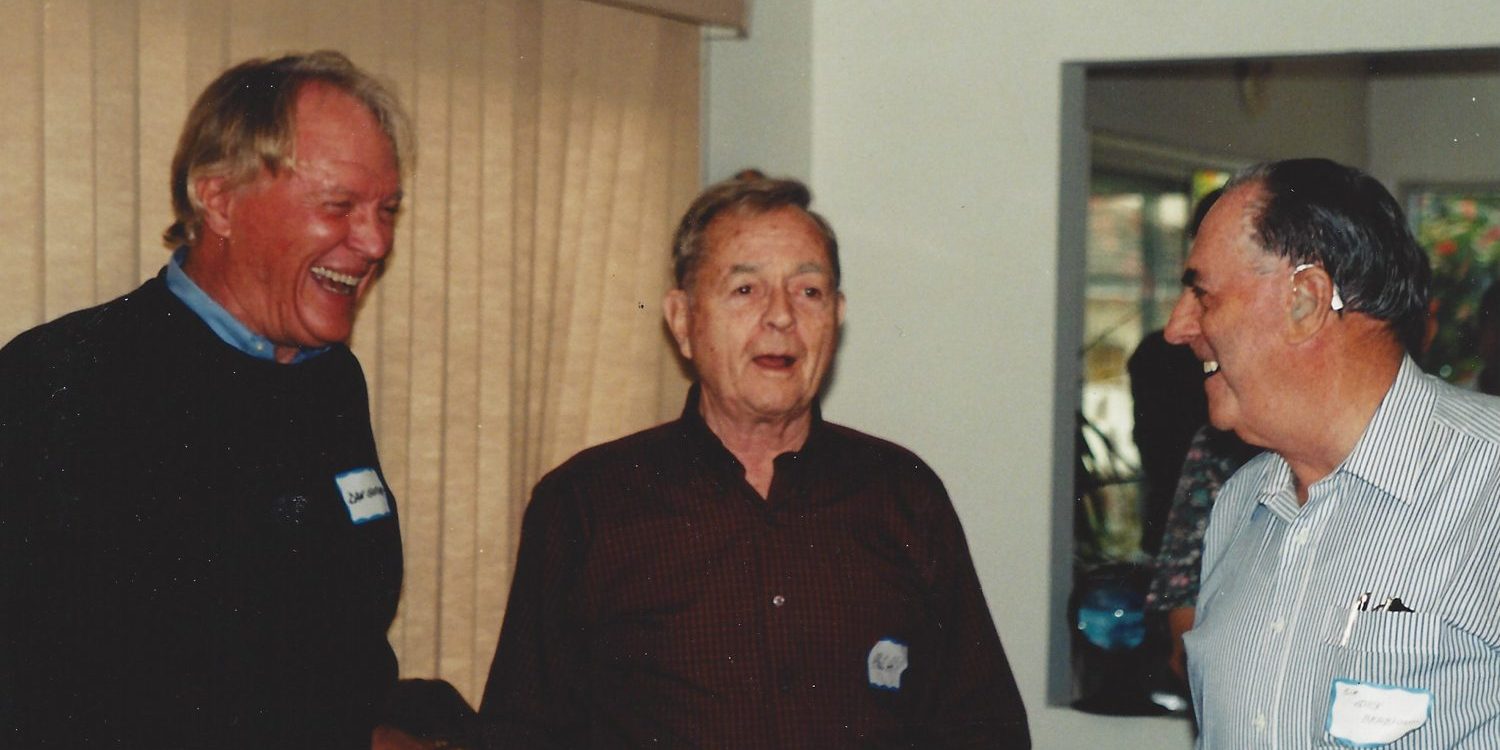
left=867, top=638, right=909, bottom=691
left=1326, top=678, right=1431, bottom=746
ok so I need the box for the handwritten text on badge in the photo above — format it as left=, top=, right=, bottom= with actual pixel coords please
left=1327, top=678, right=1431, bottom=746
left=867, top=638, right=909, bottom=691
left=335, top=467, right=392, bottom=525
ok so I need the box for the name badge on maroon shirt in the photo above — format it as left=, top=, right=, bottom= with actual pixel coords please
left=868, top=638, right=909, bottom=690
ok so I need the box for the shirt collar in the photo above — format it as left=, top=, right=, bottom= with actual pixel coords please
left=164, top=247, right=328, bottom=364
left=677, top=383, right=829, bottom=474
left=1337, top=355, right=1438, bottom=506
left=678, top=382, right=826, bottom=447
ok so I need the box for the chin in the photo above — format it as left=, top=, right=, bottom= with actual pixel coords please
left=1206, top=407, right=1236, bottom=433
left=300, top=310, right=356, bottom=343
left=747, top=395, right=810, bottom=421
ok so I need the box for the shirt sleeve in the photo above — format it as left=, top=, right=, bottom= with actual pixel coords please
left=478, top=470, right=591, bottom=749
left=1145, top=427, right=1218, bottom=612
left=912, top=471, right=1031, bottom=748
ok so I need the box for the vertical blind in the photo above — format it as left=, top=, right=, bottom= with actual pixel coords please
left=0, top=0, right=699, bottom=703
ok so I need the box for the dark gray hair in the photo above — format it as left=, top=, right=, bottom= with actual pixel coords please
left=670, top=170, right=839, bottom=290
left=1227, top=158, right=1430, bottom=353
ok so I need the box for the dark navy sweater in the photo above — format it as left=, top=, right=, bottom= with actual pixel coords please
left=0, top=276, right=402, bottom=748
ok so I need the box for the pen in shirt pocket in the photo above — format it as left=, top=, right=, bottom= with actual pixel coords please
left=1373, top=596, right=1415, bottom=613
left=1339, top=591, right=1371, bottom=646
left=1338, top=592, right=1417, bottom=646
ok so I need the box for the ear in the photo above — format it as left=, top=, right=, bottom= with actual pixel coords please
left=194, top=175, right=235, bottom=239
left=835, top=290, right=847, bottom=328
left=1288, top=265, right=1337, bottom=342
left=663, top=288, right=693, bottom=360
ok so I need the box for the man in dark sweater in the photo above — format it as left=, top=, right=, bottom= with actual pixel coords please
left=479, top=173, right=1030, bottom=748
left=1, top=52, right=412, bottom=748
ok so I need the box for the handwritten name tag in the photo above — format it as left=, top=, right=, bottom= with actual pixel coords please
left=1327, top=678, right=1431, bottom=746
left=867, top=638, right=909, bottom=691
left=335, top=467, right=392, bottom=525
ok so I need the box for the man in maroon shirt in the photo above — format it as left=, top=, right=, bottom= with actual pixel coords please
left=479, top=172, right=1029, bottom=748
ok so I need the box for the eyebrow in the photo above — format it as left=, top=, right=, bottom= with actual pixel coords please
left=310, top=185, right=404, bottom=203
left=726, top=262, right=830, bottom=276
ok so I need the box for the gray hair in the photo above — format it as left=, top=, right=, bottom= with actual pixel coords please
left=670, top=170, right=839, bottom=290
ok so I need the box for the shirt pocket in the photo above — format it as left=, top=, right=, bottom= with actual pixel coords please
left=1323, top=606, right=1478, bottom=689
left=1340, top=609, right=1444, bottom=654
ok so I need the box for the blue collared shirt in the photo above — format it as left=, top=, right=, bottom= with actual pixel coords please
left=1188, top=356, right=1500, bottom=748
left=163, top=248, right=328, bottom=364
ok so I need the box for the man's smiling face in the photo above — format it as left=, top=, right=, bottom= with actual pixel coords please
left=1165, top=184, right=1292, bottom=446
left=191, top=82, right=402, bottom=363
left=665, top=205, right=845, bottom=429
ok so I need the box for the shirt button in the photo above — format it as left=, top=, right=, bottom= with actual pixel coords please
left=1292, top=528, right=1311, bottom=546
left=772, top=594, right=786, bottom=607
left=1269, top=618, right=1285, bottom=634
left=1254, top=712, right=1268, bottom=732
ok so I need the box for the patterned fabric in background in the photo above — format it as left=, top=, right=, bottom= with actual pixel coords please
left=1145, top=426, right=1258, bottom=612
left=1410, top=189, right=1500, bottom=381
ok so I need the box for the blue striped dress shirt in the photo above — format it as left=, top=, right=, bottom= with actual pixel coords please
left=1188, top=356, right=1500, bottom=748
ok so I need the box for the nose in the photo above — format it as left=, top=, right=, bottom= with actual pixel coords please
left=764, top=287, right=794, bottom=330
left=350, top=205, right=394, bottom=262
left=1163, top=290, right=1200, bottom=345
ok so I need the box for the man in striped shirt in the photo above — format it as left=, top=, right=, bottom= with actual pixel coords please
left=1165, top=158, right=1500, bottom=747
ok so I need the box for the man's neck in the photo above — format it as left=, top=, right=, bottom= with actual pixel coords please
left=1276, top=333, right=1405, bottom=503
left=169, top=246, right=313, bottom=365
left=699, top=399, right=813, bottom=500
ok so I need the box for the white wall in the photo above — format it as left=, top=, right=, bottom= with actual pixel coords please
left=703, top=0, right=813, bottom=181
left=1368, top=67, right=1500, bottom=190
left=706, top=2, right=1500, bottom=747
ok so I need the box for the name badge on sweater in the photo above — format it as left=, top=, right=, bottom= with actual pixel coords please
left=335, top=468, right=391, bottom=524
left=1326, top=678, right=1430, bottom=746
left=867, top=638, right=909, bottom=691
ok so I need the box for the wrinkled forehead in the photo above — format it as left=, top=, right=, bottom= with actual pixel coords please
left=1187, top=185, right=1280, bottom=274
left=292, top=84, right=399, bottom=165
left=705, top=206, right=832, bottom=263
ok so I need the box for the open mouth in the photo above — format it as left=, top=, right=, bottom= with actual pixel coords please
left=754, top=354, right=797, bottom=370
left=1203, top=360, right=1221, bottom=377
left=311, top=266, right=363, bottom=296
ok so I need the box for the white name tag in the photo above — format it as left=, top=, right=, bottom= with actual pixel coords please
left=335, top=468, right=392, bottom=524
left=1327, top=678, right=1431, bottom=746
left=867, top=638, right=909, bottom=691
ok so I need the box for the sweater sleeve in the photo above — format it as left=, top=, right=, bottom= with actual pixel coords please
left=0, top=339, right=23, bottom=739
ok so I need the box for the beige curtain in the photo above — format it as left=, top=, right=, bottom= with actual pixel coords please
left=0, top=0, right=698, bottom=704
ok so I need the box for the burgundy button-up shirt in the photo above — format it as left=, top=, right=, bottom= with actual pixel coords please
left=480, top=387, right=1029, bottom=748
